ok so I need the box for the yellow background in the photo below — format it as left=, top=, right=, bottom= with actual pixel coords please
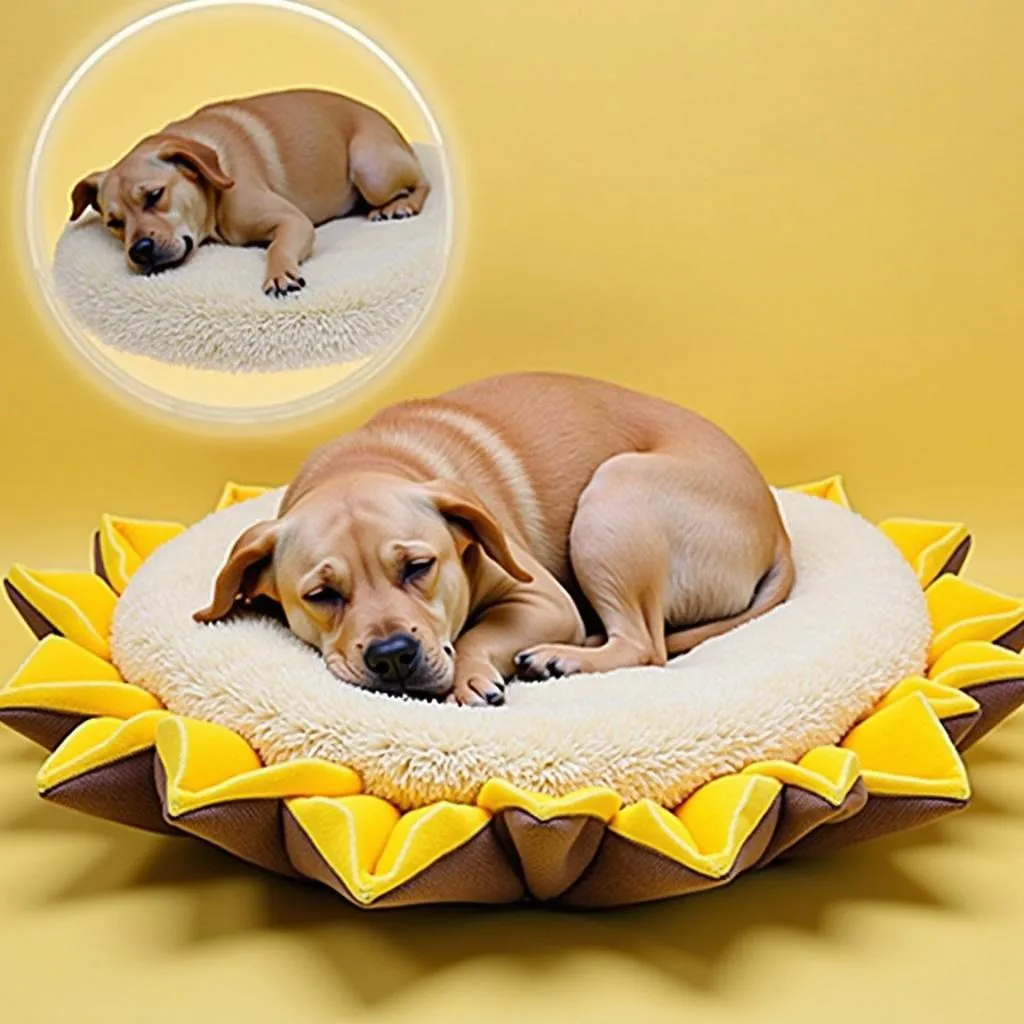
left=2, top=2, right=1023, bottom=1022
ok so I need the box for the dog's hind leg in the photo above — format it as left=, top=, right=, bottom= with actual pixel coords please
left=349, top=132, right=430, bottom=222
left=515, top=451, right=780, bottom=679
left=369, top=177, right=429, bottom=222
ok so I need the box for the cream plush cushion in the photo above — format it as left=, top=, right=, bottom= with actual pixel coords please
left=52, top=145, right=448, bottom=373
left=109, top=489, right=931, bottom=810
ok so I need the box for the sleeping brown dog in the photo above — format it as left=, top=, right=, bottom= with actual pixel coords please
left=68, top=89, right=429, bottom=296
left=195, top=373, right=794, bottom=705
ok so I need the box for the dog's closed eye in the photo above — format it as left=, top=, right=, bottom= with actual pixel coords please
left=401, top=557, right=436, bottom=584
left=304, top=585, right=346, bottom=606
left=107, top=217, right=124, bottom=231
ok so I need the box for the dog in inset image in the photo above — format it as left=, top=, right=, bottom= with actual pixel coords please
left=68, top=89, right=430, bottom=296
left=195, top=373, right=794, bottom=706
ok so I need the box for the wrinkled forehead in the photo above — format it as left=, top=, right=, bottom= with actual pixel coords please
left=278, top=490, right=447, bottom=572
left=100, top=153, right=175, bottom=208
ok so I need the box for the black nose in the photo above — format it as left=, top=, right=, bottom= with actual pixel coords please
left=363, top=633, right=422, bottom=683
left=128, top=237, right=155, bottom=266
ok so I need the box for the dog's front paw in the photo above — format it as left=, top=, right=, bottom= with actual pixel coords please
left=514, top=645, right=583, bottom=681
left=263, top=267, right=306, bottom=297
left=446, top=661, right=506, bottom=707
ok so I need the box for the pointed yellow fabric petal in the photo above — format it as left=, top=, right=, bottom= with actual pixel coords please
left=842, top=692, right=969, bottom=800
left=788, top=475, right=851, bottom=508
left=0, top=636, right=158, bottom=719
left=156, top=717, right=361, bottom=816
left=610, top=774, right=781, bottom=877
left=676, top=773, right=782, bottom=857
left=5, top=636, right=121, bottom=688
left=743, top=745, right=860, bottom=806
left=929, top=641, right=1024, bottom=690
left=875, top=676, right=980, bottom=720
left=6, top=566, right=117, bottom=660
left=37, top=710, right=168, bottom=792
left=98, top=515, right=185, bottom=593
left=476, top=779, right=622, bottom=821
left=157, top=716, right=260, bottom=787
left=286, top=795, right=489, bottom=904
left=0, top=680, right=159, bottom=719
left=214, top=482, right=275, bottom=512
left=878, top=518, right=970, bottom=586
left=926, top=576, right=1024, bottom=664
left=288, top=796, right=399, bottom=893
left=611, top=802, right=702, bottom=867
left=374, top=803, right=491, bottom=878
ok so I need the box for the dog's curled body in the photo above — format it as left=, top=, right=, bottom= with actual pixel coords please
left=70, top=89, right=429, bottom=295
left=169, top=90, right=427, bottom=241
left=198, top=373, right=793, bottom=705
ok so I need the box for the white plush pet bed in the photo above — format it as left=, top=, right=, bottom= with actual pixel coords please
left=52, top=145, right=448, bottom=373
left=110, top=489, right=931, bottom=811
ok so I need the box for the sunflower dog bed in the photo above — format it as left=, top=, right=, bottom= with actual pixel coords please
left=3, top=476, right=1023, bottom=908
left=51, top=145, right=447, bottom=374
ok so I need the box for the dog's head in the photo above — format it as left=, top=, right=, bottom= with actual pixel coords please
left=193, top=474, right=532, bottom=699
left=69, top=135, right=234, bottom=274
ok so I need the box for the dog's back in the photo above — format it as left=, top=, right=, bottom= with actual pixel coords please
left=166, top=89, right=415, bottom=224
left=288, top=373, right=769, bottom=581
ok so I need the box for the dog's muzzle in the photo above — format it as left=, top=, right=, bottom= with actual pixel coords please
left=359, top=633, right=450, bottom=700
left=128, top=235, right=193, bottom=274
left=363, top=632, right=421, bottom=682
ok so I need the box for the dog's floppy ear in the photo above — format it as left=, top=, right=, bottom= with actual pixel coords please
left=158, top=135, right=234, bottom=190
left=424, top=480, right=533, bottom=583
left=193, top=520, right=280, bottom=623
left=69, top=172, right=103, bottom=221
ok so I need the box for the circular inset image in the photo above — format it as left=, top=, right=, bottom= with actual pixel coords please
left=28, top=0, right=453, bottom=422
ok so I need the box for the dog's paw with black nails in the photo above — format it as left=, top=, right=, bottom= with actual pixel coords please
left=447, top=661, right=506, bottom=707
left=368, top=196, right=421, bottom=222
left=514, top=647, right=582, bottom=681
left=263, top=268, right=306, bottom=297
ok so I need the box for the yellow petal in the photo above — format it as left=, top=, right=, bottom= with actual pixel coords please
left=1, top=636, right=158, bottom=719
left=476, top=779, right=622, bottom=821
left=610, top=774, right=781, bottom=877
left=6, top=566, right=117, bottom=660
left=374, top=803, right=490, bottom=878
left=156, top=717, right=361, bottom=817
left=37, top=710, right=168, bottom=792
left=98, top=515, right=185, bottom=593
left=286, top=795, right=489, bottom=904
left=0, top=680, right=159, bottom=720
left=874, top=676, right=980, bottom=721
left=842, top=692, right=969, bottom=800
left=214, top=482, right=275, bottom=512
left=787, top=475, right=851, bottom=508
left=926, top=576, right=1024, bottom=665
left=878, top=518, right=971, bottom=586
left=929, top=641, right=1024, bottom=690
left=743, top=745, right=860, bottom=806
left=5, top=636, right=120, bottom=688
